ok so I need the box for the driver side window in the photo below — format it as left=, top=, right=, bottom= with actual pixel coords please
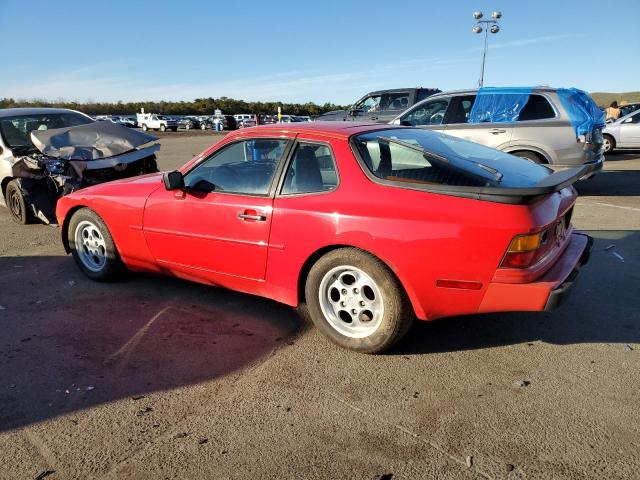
left=184, top=139, right=288, bottom=195
left=402, top=98, right=450, bottom=126
left=354, top=95, right=381, bottom=113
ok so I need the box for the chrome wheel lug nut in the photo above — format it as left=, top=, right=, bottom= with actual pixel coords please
left=341, top=289, right=347, bottom=295
left=351, top=309, right=357, bottom=314
left=353, top=288, right=359, bottom=294
left=359, top=301, right=365, bottom=307
left=340, top=301, right=346, bottom=307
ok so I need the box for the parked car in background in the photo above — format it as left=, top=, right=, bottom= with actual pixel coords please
left=391, top=87, right=605, bottom=175
left=237, top=117, right=256, bottom=128
left=316, top=87, right=441, bottom=123
left=0, top=108, right=159, bottom=224
left=56, top=122, right=592, bottom=353
left=179, top=116, right=204, bottom=130
left=114, top=116, right=136, bottom=128
left=136, top=113, right=179, bottom=132
left=234, top=114, right=254, bottom=125
left=603, top=108, right=640, bottom=152
left=220, top=115, right=237, bottom=130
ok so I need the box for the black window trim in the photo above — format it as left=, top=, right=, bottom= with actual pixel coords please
left=275, top=139, right=340, bottom=198
left=182, top=136, right=295, bottom=198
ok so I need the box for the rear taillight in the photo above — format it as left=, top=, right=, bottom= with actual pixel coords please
left=500, top=231, right=548, bottom=269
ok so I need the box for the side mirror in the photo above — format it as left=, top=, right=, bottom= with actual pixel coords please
left=163, top=170, right=184, bottom=190
left=391, top=118, right=401, bottom=125
left=623, top=117, right=633, bottom=123
left=400, top=120, right=412, bottom=127
left=349, top=108, right=361, bottom=116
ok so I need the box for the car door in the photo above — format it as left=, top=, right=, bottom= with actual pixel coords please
left=442, top=94, right=514, bottom=149
left=142, top=138, right=291, bottom=282
left=396, top=96, right=451, bottom=131
left=619, top=111, right=640, bottom=147
left=350, top=94, right=382, bottom=122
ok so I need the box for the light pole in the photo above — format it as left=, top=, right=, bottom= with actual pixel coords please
left=472, top=11, right=502, bottom=87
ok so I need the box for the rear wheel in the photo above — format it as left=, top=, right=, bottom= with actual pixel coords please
left=5, top=180, right=32, bottom=225
left=201, top=123, right=207, bottom=130
left=141, top=124, right=148, bottom=131
left=513, top=150, right=545, bottom=164
left=160, top=124, right=166, bottom=132
left=68, top=208, right=124, bottom=281
left=603, top=134, right=615, bottom=154
left=305, top=248, right=413, bottom=353
left=185, top=124, right=191, bottom=131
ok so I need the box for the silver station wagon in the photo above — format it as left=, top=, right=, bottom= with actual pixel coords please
left=391, top=87, right=605, bottom=175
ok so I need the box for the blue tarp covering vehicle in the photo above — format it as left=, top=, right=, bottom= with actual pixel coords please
left=469, top=86, right=605, bottom=138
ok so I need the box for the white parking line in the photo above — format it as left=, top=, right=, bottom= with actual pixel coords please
left=577, top=200, right=640, bottom=213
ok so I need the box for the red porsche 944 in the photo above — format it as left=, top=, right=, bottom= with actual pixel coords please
left=56, top=123, right=592, bottom=353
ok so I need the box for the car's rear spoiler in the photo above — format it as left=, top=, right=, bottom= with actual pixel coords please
left=399, top=165, right=590, bottom=204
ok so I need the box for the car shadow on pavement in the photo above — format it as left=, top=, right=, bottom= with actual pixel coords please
left=394, top=230, right=640, bottom=356
left=575, top=170, right=640, bottom=196
left=0, top=256, right=302, bottom=432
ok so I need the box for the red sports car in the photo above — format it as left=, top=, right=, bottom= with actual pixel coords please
left=56, top=122, right=593, bottom=353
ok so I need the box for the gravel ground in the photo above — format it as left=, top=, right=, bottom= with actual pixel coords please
left=0, top=135, right=638, bottom=480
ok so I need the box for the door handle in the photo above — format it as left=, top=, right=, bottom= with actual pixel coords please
left=370, top=116, right=378, bottom=121
left=489, top=128, right=506, bottom=134
left=238, top=212, right=266, bottom=221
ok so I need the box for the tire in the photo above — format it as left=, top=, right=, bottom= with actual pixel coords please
left=68, top=208, right=124, bottom=281
left=305, top=248, right=413, bottom=353
left=201, top=123, right=206, bottom=130
left=160, top=124, right=166, bottom=132
left=5, top=180, right=32, bottom=225
left=513, top=150, right=545, bottom=164
left=185, top=124, right=190, bottom=131
left=603, top=134, right=615, bottom=154
left=141, top=124, right=148, bottom=131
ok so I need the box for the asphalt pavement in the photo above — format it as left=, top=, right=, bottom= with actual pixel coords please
left=1, top=133, right=638, bottom=480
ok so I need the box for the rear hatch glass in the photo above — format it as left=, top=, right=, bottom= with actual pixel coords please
left=352, top=128, right=551, bottom=189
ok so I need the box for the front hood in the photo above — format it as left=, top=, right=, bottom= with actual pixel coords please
left=30, top=121, right=159, bottom=161
left=66, top=171, right=164, bottom=198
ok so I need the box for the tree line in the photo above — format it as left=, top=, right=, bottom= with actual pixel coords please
left=0, top=97, right=348, bottom=116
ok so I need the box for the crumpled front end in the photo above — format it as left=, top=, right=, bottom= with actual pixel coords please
left=11, top=122, right=160, bottom=224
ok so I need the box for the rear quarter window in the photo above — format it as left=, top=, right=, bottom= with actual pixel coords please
left=517, top=95, right=556, bottom=121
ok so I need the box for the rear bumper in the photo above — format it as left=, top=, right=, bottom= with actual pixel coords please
left=478, top=233, right=592, bottom=313
left=543, top=234, right=592, bottom=310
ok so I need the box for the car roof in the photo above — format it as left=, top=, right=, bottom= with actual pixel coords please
left=230, top=121, right=398, bottom=139
left=366, top=87, right=440, bottom=95
left=0, top=107, right=86, bottom=118
left=430, top=86, right=558, bottom=97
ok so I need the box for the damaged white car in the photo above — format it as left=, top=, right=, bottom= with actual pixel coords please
left=0, top=108, right=160, bottom=224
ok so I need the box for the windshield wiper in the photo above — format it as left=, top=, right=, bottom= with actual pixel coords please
left=377, top=136, right=503, bottom=183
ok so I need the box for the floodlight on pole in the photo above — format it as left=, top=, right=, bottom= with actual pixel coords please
left=472, top=10, right=503, bottom=86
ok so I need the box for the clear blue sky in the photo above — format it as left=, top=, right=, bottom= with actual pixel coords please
left=1, top=0, right=638, bottom=104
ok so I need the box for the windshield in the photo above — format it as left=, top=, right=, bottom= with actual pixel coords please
left=352, top=128, right=550, bottom=188
left=0, top=112, right=93, bottom=150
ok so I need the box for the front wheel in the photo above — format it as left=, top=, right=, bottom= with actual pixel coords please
left=141, top=124, right=148, bottom=131
left=201, top=123, right=207, bottom=130
left=160, top=124, right=166, bottom=132
left=68, top=208, right=124, bottom=281
left=603, top=134, right=615, bottom=154
left=305, top=248, right=413, bottom=353
left=5, top=180, right=32, bottom=225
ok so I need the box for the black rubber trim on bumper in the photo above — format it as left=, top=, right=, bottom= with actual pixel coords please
left=544, top=234, right=593, bottom=311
